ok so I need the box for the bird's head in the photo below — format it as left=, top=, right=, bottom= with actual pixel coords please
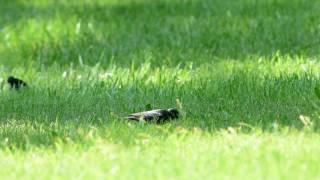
left=168, top=108, right=179, bottom=119
left=7, top=76, right=15, bottom=83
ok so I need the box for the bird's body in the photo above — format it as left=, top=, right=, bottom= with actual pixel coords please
left=7, top=76, right=28, bottom=90
left=126, top=108, right=179, bottom=123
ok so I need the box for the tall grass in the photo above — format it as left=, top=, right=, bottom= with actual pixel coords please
left=0, top=0, right=320, bottom=179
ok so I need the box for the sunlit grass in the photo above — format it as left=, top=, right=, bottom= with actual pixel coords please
left=0, top=0, right=320, bottom=179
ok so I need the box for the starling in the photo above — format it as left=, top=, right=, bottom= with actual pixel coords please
left=7, top=76, right=28, bottom=90
left=126, top=108, right=179, bottom=123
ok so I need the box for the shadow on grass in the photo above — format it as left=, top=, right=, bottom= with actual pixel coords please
left=0, top=72, right=319, bottom=150
left=1, top=0, right=320, bottom=67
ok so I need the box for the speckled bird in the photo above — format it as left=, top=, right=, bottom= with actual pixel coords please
left=126, top=108, right=179, bottom=123
left=7, top=76, right=28, bottom=90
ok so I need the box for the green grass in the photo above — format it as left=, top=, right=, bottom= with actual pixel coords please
left=0, top=0, right=320, bottom=179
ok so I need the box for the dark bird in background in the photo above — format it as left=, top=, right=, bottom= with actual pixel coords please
left=126, top=108, right=179, bottom=123
left=7, top=76, right=28, bottom=90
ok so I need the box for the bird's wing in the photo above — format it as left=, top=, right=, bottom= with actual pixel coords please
left=129, top=109, right=162, bottom=116
left=128, top=109, right=164, bottom=121
left=143, top=111, right=162, bottom=120
left=126, top=115, right=140, bottom=121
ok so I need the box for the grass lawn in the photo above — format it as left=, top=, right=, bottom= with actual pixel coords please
left=0, top=0, right=320, bottom=179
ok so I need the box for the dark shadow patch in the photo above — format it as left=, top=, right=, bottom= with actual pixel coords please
left=0, top=0, right=320, bottom=68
